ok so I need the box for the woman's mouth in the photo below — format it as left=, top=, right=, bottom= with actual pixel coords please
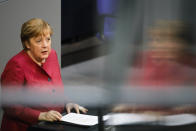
left=41, top=51, right=48, bottom=55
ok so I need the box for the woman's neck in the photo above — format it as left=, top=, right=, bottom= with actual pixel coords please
left=26, top=50, right=45, bottom=66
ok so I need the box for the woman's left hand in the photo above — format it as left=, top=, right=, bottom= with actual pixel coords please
left=65, top=103, right=88, bottom=114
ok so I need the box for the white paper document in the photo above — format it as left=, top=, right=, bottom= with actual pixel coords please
left=61, top=113, right=97, bottom=126
left=61, top=113, right=109, bottom=126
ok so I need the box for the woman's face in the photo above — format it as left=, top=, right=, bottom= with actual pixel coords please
left=148, top=35, right=186, bottom=61
left=26, top=32, right=51, bottom=65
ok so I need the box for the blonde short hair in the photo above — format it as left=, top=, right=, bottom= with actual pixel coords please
left=20, top=18, right=53, bottom=50
left=148, top=20, right=193, bottom=45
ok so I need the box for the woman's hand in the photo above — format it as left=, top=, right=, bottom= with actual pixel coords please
left=112, top=104, right=133, bottom=113
left=65, top=103, right=88, bottom=114
left=38, top=110, right=62, bottom=122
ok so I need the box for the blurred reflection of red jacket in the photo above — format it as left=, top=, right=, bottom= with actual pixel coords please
left=130, top=52, right=196, bottom=87
left=1, top=49, right=64, bottom=131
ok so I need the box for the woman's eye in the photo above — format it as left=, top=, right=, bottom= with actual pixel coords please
left=47, top=37, right=51, bottom=41
left=36, top=39, right=42, bottom=43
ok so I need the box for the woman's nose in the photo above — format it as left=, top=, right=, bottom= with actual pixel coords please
left=42, top=40, right=48, bottom=47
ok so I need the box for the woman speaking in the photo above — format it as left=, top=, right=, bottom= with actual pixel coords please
left=1, top=18, right=87, bottom=131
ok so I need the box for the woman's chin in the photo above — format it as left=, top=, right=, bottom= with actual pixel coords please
left=41, top=54, right=49, bottom=59
left=39, top=56, right=48, bottom=63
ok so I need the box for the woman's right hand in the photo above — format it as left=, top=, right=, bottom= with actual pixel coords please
left=38, top=110, right=62, bottom=122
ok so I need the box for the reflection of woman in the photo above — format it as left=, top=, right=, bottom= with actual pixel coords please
left=1, top=18, right=87, bottom=131
left=113, top=21, right=196, bottom=114
left=131, top=21, right=196, bottom=86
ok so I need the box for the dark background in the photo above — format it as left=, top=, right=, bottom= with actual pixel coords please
left=61, top=0, right=98, bottom=43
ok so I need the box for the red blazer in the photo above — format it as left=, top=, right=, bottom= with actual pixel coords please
left=1, top=49, right=64, bottom=131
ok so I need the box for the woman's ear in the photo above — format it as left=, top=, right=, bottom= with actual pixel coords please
left=25, top=41, right=30, bottom=49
